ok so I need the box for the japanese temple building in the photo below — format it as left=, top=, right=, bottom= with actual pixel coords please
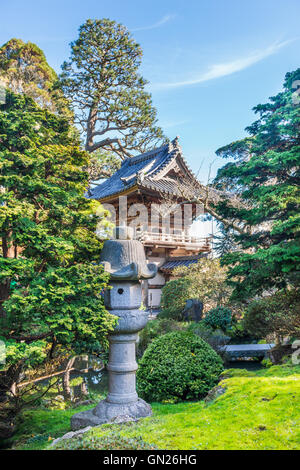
left=89, top=137, right=212, bottom=309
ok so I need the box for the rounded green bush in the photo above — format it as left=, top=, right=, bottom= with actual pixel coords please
left=137, top=318, right=185, bottom=358
left=204, top=306, right=232, bottom=331
left=137, top=331, right=224, bottom=402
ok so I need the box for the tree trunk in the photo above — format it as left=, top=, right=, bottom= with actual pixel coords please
left=0, top=278, right=11, bottom=317
left=85, top=103, right=98, bottom=152
left=2, top=232, right=16, bottom=258
left=62, top=356, right=76, bottom=401
left=1, top=232, right=18, bottom=318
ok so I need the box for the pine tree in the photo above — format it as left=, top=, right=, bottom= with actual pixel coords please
left=214, top=69, right=300, bottom=300
left=60, top=19, right=165, bottom=164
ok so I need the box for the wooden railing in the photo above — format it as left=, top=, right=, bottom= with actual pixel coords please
left=136, top=230, right=211, bottom=246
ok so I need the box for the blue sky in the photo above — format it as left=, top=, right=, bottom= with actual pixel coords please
left=1, top=0, right=299, bottom=183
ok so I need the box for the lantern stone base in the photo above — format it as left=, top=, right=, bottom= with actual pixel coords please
left=71, top=398, right=152, bottom=431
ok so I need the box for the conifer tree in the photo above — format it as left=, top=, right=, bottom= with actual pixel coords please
left=0, top=39, right=71, bottom=117
left=60, top=19, right=165, bottom=162
left=0, top=91, right=116, bottom=435
left=214, top=69, right=300, bottom=299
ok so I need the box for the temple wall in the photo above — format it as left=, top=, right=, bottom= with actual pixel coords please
left=145, top=255, right=166, bottom=309
left=148, top=288, right=162, bottom=309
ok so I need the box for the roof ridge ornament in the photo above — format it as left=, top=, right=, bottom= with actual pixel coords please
left=167, top=136, right=181, bottom=154
left=172, top=135, right=181, bottom=151
left=167, top=139, right=174, bottom=153
left=136, top=169, right=145, bottom=184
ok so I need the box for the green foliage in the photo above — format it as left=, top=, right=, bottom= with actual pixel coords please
left=6, top=401, right=97, bottom=449
left=0, top=338, right=48, bottom=370
left=174, top=258, right=231, bottom=305
left=51, top=430, right=157, bottom=450
left=87, top=149, right=121, bottom=182
left=226, top=321, right=256, bottom=344
left=242, top=288, right=300, bottom=341
left=214, top=68, right=300, bottom=299
left=2, top=264, right=114, bottom=358
left=137, top=331, right=224, bottom=402
left=160, top=258, right=231, bottom=320
left=187, top=321, right=230, bottom=354
left=137, top=318, right=229, bottom=360
left=0, top=91, right=116, bottom=422
left=204, top=306, right=232, bottom=331
left=159, top=278, right=191, bottom=320
left=26, top=433, right=52, bottom=445
left=137, top=318, right=185, bottom=358
left=0, top=39, right=71, bottom=118
left=60, top=18, right=165, bottom=158
left=8, top=364, right=300, bottom=450
left=213, top=223, right=238, bottom=257
left=220, top=368, right=256, bottom=379
left=261, top=358, right=273, bottom=368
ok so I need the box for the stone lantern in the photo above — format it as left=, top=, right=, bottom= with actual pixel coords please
left=71, top=226, right=157, bottom=430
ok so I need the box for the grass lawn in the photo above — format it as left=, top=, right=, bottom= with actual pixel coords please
left=10, top=364, right=300, bottom=450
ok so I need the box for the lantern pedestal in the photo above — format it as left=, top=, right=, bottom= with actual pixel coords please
left=71, top=330, right=152, bottom=430
left=71, top=228, right=157, bottom=431
left=71, top=398, right=152, bottom=430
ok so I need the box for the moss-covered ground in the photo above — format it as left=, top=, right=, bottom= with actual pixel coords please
left=8, top=364, right=300, bottom=450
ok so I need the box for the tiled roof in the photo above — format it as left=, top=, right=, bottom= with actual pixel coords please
left=159, top=254, right=206, bottom=273
left=88, top=137, right=195, bottom=201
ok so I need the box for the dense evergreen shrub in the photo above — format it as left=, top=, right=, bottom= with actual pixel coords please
left=227, top=322, right=257, bottom=344
left=243, top=288, right=300, bottom=342
left=159, top=259, right=231, bottom=321
left=187, top=321, right=230, bottom=355
left=159, top=278, right=191, bottom=320
left=204, top=306, right=232, bottom=331
left=137, top=318, right=185, bottom=358
left=137, top=331, right=224, bottom=402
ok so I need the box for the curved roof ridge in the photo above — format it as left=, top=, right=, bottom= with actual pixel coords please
left=88, top=137, right=201, bottom=202
left=146, top=149, right=177, bottom=179
left=127, top=142, right=169, bottom=166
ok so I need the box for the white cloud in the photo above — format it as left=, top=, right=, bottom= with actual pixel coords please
left=160, top=119, right=188, bottom=129
left=152, top=40, right=294, bottom=90
left=132, top=14, right=176, bottom=32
